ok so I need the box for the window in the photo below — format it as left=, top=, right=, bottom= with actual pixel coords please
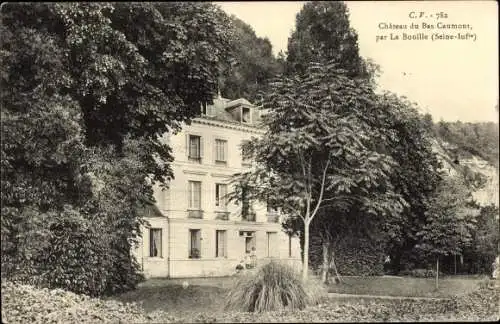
left=242, top=107, right=251, bottom=123
left=215, top=183, right=228, bottom=209
left=188, top=135, right=202, bottom=162
left=267, top=201, right=278, bottom=214
left=215, top=139, right=227, bottom=164
left=188, top=181, right=201, bottom=210
left=241, top=185, right=253, bottom=221
left=189, top=229, right=201, bottom=258
left=245, top=233, right=256, bottom=253
left=267, top=232, right=277, bottom=257
left=149, top=228, right=162, bottom=257
left=215, top=230, right=227, bottom=258
left=288, top=234, right=292, bottom=258
left=201, top=102, right=214, bottom=116
left=241, top=140, right=251, bottom=165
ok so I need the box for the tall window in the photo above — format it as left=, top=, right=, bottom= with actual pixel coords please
left=267, top=201, right=278, bottom=214
left=288, top=234, right=292, bottom=258
left=188, top=181, right=201, bottom=210
left=215, top=183, right=228, bottom=209
left=188, top=135, right=202, bottom=161
left=267, top=232, right=277, bottom=257
left=245, top=233, right=256, bottom=253
left=215, top=230, right=227, bottom=258
left=241, top=185, right=250, bottom=220
left=241, top=140, right=251, bottom=165
left=189, top=229, right=201, bottom=258
left=149, top=228, right=162, bottom=257
left=242, top=107, right=251, bottom=123
left=215, top=139, right=227, bottom=164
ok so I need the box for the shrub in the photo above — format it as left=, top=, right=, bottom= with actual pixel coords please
left=400, top=268, right=445, bottom=278
left=224, top=261, right=325, bottom=313
left=0, top=281, right=174, bottom=323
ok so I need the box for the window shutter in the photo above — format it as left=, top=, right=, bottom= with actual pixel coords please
left=213, top=137, right=217, bottom=162
left=199, top=137, right=204, bottom=158
left=185, top=134, right=190, bottom=158
left=223, top=140, right=228, bottom=162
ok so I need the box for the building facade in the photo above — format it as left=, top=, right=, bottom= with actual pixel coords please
left=133, top=96, right=302, bottom=278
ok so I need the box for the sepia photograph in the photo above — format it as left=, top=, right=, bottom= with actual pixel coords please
left=1, top=1, right=498, bottom=322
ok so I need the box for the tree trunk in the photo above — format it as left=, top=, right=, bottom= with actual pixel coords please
left=321, top=241, right=330, bottom=284
left=435, top=256, right=439, bottom=290
left=330, top=250, right=342, bottom=284
left=302, top=220, right=310, bottom=281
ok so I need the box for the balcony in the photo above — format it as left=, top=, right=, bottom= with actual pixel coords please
left=215, top=211, right=230, bottom=220
left=188, top=210, right=203, bottom=219
left=267, top=213, right=280, bottom=223
left=242, top=212, right=256, bottom=222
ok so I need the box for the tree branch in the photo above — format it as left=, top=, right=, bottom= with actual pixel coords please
left=310, top=158, right=331, bottom=222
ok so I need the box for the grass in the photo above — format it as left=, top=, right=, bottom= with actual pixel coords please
left=113, top=281, right=229, bottom=316
left=113, top=274, right=487, bottom=317
left=327, top=275, right=486, bottom=298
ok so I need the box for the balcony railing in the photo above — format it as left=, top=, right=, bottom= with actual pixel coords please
left=215, top=211, right=230, bottom=220
left=267, top=213, right=280, bottom=223
left=242, top=212, right=256, bottom=222
left=188, top=210, right=203, bottom=219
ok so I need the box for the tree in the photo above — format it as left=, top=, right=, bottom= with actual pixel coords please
left=229, top=62, right=406, bottom=281
left=415, top=176, right=477, bottom=288
left=1, top=2, right=231, bottom=295
left=462, top=204, right=499, bottom=274
left=285, top=1, right=368, bottom=79
left=219, top=15, right=283, bottom=101
left=373, top=93, right=443, bottom=273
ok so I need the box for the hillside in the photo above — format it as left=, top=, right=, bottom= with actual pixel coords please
left=432, top=135, right=499, bottom=207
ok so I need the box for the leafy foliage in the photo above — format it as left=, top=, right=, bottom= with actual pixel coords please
left=219, top=15, right=283, bottom=101
left=415, top=176, right=477, bottom=261
left=1, top=2, right=231, bottom=296
left=462, top=205, right=500, bottom=274
left=229, top=61, right=406, bottom=280
left=285, top=1, right=369, bottom=79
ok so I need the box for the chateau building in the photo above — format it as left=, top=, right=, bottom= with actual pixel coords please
left=133, top=95, right=302, bottom=278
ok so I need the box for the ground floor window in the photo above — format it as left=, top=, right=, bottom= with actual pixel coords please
left=189, top=229, right=201, bottom=258
left=245, top=234, right=256, bottom=253
left=149, top=228, right=162, bottom=257
left=215, top=230, right=227, bottom=257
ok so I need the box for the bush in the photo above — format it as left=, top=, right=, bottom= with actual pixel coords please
left=400, top=268, right=444, bottom=278
left=0, top=281, right=173, bottom=323
left=224, top=261, right=326, bottom=313
left=1, top=204, right=144, bottom=297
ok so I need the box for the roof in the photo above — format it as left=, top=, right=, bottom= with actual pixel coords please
left=201, top=95, right=263, bottom=128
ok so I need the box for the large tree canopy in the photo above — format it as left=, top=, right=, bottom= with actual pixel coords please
left=1, top=2, right=231, bottom=295
left=285, top=1, right=368, bottom=78
left=219, top=15, right=283, bottom=102
left=229, top=62, right=406, bottom=280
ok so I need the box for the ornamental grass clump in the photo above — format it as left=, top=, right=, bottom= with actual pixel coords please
left=225, top=260, right=326, bottom=313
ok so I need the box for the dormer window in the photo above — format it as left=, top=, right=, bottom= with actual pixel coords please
left=201, top=102, right=214, bottom=116
left=242, top=107, right=251, bottom=123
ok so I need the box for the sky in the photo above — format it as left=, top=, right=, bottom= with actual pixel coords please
left=215, top=1, right=499, bottom=123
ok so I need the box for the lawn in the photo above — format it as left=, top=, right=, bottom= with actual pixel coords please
left=3, top=276, right=497, bottom=323
left=112, top=274, right=488, bottom=316
left=327, top=275, right=486, bottom=298
left=113, top=277, right=235, bottom=316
